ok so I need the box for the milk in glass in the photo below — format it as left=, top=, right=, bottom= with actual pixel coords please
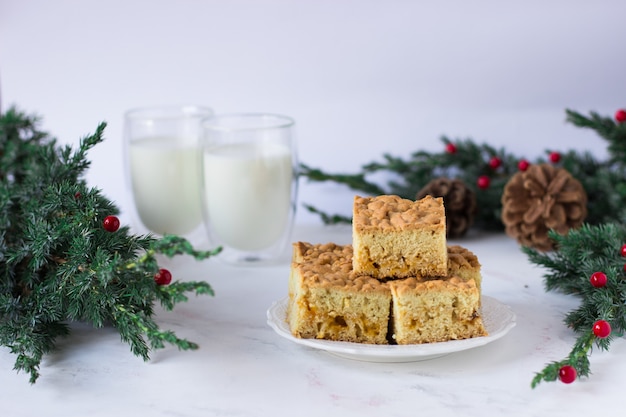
left=129, top=136, right=202, bottom=235
left=202, top=142, right=293, bottom=251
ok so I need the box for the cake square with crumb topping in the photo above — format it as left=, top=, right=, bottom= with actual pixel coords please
left=287, top=242, right=392, bottom=344
left=447, top=244, right=482, bottom=294
left=388, top=276, right=487, bottom=344
left=286, top=242, right=486, bottom=345
left=352, top=194, right=448, bottom=279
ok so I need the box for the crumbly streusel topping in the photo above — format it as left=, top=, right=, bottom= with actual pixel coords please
left=447, top=245, right=481, bottom=269
left=293, top=242, right=388, bottom=292
left=353, top=195, right=445, bottom=230
left=388, top=276, right=477, bottom=295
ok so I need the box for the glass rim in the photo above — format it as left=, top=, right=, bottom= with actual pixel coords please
left=124, top=105, right=214, bottom=121
left=202, top=113, right=295, bottom=132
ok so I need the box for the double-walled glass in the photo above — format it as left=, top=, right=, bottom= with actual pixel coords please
left=123, top=105, right=214, bottom=239
left=200, top=113, right=298, bottom=264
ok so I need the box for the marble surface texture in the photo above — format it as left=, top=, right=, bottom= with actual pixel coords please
left=0, top=224, right=622, bottom=417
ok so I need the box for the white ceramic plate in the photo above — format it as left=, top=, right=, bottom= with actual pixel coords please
left=267, top=295, right=516, bottom=362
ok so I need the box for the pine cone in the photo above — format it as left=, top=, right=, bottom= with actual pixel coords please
left=416, top=178, right=477, bottom=238
left=501, top=163, right=587, bottom=251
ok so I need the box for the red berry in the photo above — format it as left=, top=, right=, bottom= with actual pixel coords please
left=615, top=109, right=626, bottom=123
left=154, top=268, right=172, bottom=286
left=589, top=271, right=607, bottom=288
left=593, top=320, right=611, bottom=338
left=74, top=192, right=82, bottom=200
left=549, top=152, right=561, bottom=163
left=488, top=156, right=502, bottom=170
left=445, top=143, right=457, bottom=154
left=518, top=159, right=530, bottom=171
left=621, top=244, right=626, bottom=257
left=103, top=215, right=120, bottom=232
left=477, top=175, right=490, bottom=189
left=559, top=365, right=577, bottom=384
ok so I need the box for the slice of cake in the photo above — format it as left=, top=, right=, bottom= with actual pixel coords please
left=447, top=245, right=482, bottom=292
left=352, top=194, right=448, bottom=279
left=288, top=242, right=392, bottom=344
left=388, top=276, right=487, bottom=344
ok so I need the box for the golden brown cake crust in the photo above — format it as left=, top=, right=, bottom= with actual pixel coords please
left=352, top=195, right=448, bottom=278
left=288, top=242, right=487, bottom=345
left=447, top=244, right=482, bottom=292
left=293, top=242, right=389, bottom=293
left=353, top=195, right=446, bottom=231
left=299, top=265, right=389, bottom=293
left=388, top=275, right=477, bottom=295
left=293, top=241, right=351, bottom=265
left=288, top=242, right=391, bottom=344
left=388, top=276, right=487, bottom=344
left=447, top=245, right=481, bottom=270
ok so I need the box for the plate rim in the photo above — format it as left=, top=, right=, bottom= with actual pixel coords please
left=266, top=295, right=516, bottom=361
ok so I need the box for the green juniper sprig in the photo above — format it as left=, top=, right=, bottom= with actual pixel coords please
left=299, top=109, right=626, bottom=232
left=566, top=109, right=626, bottom=164
left=529, top=330, right=596, bottom=388
left=0, top=106, right=220, bottom=383
left=300, top=137, right=521, bottom=230
left=526, top=111, right=626, bottom=388
left=524, top=223, right=626, bottom=387
left=560, top=110, right=626, bottom=225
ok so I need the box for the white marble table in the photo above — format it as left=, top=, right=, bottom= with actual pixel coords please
left=1, top=224, right=622, bottom=416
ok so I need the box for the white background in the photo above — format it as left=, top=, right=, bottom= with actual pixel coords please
left=1, top=0, right=625, bottom=225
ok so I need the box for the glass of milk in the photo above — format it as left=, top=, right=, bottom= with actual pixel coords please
left=123, top=105, right=214, bottom=240
left=200, top=113, right=298, bottom=264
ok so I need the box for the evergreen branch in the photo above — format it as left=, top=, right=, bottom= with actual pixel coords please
left=299, top=110, right=626, bottom=232
left=299, top=163, right=386, bottom=196
left=150, top=234, right=223, bottom=260
left=531, top=330, right=594, bottom=388
left=565, top=109, right=626, bottom=165
left=113, top=304, right=153, bottom=359
left=55, top=122, right=107, bottom=181
left=524, top=223, right=626, bottom=387
left=300, top=136, right=529, bottom=230
left=0, top=106, right=220, bottom=383
left=156, top=281, right=215, bottom=311
left=565, top=109, right=616, bottom=142
left=4, top=320, right=70, bottom=384
left=303, top=204, right=352, bottom=225
left=113, top=303, right=200, bottom=358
